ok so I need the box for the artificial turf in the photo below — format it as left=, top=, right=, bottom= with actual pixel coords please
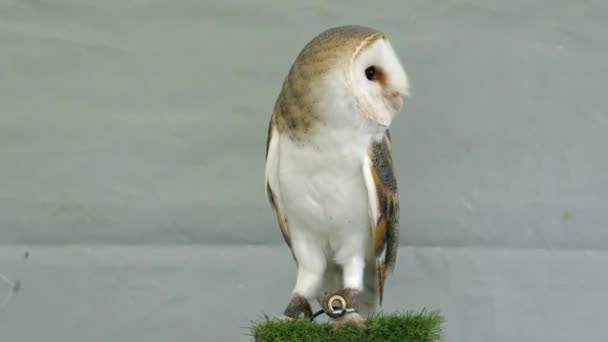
left=251, top=310, right=444, bottom=341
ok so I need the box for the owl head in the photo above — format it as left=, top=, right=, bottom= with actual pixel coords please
left=281, top=25, right=409, bottom=136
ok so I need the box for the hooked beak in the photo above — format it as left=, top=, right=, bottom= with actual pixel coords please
left=385, top=91, right=404, bottom=113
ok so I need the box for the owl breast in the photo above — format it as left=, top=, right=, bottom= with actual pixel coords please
left=276, top=127, right=375, bottom=263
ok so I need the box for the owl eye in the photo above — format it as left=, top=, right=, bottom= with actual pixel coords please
left=365, top=66, right=376, bottom=80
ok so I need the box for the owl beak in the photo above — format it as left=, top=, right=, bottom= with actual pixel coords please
left=385, top=91, right=404, bottom=113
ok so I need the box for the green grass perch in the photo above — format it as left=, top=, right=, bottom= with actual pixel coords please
left=251, top=310, right=444, bottom=342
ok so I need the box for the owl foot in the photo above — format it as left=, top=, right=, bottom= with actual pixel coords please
left=320, top=288, right=360, bottom=318
left=282, top=293, right=312, bottom=320
left=330, top=312, right=367, bottom=335
left=321, top=288, right=366, bottom=334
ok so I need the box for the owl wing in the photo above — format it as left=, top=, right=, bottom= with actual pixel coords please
left=264, top=114, right=296, bottom=261
left=362, top=130, right=400, bottom=304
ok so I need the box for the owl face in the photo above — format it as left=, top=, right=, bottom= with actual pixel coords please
left=278, top=26, right=408, bottom=137
left=314, top=35, right=409, bottom=134
left=349, top=38, right=409, bottom=126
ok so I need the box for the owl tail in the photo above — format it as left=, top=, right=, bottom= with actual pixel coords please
left=358, top=259, right=381, bottom=318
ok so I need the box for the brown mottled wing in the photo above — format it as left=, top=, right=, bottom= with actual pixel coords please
left=265, top=113, right=296, bottom=262
left=367, top=130, right=400, bottom=304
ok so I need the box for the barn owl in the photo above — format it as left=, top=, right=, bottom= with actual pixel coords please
left=264, top=25, right=408, bottom=333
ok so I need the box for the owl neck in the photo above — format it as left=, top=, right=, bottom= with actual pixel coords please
left=273, top=81, right=388, bottom=146
left=273, top=87, right=320, bottom=142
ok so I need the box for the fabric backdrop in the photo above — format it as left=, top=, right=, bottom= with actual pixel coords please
left=1, top=1, right=607, bottom=341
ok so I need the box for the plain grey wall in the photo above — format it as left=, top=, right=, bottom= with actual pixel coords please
left=1, top=1, right=607, bottom=341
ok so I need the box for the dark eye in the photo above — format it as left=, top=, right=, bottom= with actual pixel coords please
left=365, top=66, right=376, bottom=80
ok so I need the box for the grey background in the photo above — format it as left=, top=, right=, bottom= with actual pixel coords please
left=1, top=0, right=607, bottom=341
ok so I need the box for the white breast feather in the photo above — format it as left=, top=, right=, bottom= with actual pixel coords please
left=362, top=156, right=380, bottom=229
left=265, top=126, right=282, bottom=211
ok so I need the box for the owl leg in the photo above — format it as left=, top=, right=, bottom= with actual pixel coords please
left=321, top=287, right=366, bottom=335
left=281, top=236, right=326, bottom=320
left=281, top=293, right=312, bottom=320
left=321, top=257, right=367, bottom=334
left=280, top=269, right=324, bottom=320
left=342, top=256, right=365, bottom=292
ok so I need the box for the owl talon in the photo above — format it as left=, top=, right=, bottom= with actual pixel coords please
left=282, top=293, right=312, bottom=319
left=330, top=312, right=367, bottom=335
left=322, top=288, right=366, bottom=334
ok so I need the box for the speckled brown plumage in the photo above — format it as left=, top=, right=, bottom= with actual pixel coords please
left=368, top=131, right=400, bottom=304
